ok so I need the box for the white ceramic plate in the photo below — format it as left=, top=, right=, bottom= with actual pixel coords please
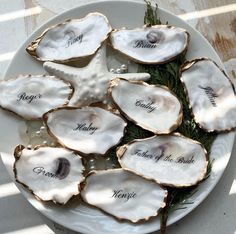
left=0, top=1, right=235, bottom=234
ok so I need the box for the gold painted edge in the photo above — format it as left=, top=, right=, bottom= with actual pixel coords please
left=13, top=144, right=86, bottom=205
left=26, top=12, right=112, bottom=63
left=180, top=57, right=236, bottom=133
left=108, top=78, right=183, bottom=134
left=80, top=168, right=168, bottom=224
left=109, top=25, right=190, bottom=64
left=116, top=133, right=208, bottom=188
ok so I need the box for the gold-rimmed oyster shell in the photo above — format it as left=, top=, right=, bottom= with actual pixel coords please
left=110, top=25, right=189, bottom=64
left=117, top=133, right=208, bottom=187
left=109, top=78, right=182, bottom=134
left=43, top=106, right=127, bottom=155
left=14, top=145, right=85, bottom=204
left=0, top=75, right=73, bottom=120
left=180, top=58, right=236, bottom=132
left=26, top=12, right=112, bottom=62
left=80, top=169, right=167, bottom=223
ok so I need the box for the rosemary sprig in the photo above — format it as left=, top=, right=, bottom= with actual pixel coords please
left=144, top=0, right=161, bottom=25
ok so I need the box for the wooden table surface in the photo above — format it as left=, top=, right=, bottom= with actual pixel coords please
left=0, top=0, right=236, bottom=233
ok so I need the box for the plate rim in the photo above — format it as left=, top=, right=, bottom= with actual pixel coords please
left=1, top=0, right=235, bottom=233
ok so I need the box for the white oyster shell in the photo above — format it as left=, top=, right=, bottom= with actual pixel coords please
left=43, top=107, right=127, bottom=155
left=109, top=78, right=182, bottom=134
left=26, top=12, right=112, bottom=62
left=180, top=58, right=236, bottom=132
left=14, top=146, right=85, bottom=204
left=0, top=75, right=73, bottom=120
left=117, top=134, right=208, bottom=187
left=81, top=169, right=167, bottom=222
left=110, top=25, right=189, bottom=64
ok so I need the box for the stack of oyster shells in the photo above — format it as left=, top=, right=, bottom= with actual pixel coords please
left=1, top=12, right=236, bottom=223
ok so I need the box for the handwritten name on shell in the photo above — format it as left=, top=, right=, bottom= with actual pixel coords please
left=133, top=149, right=195, bottom=164
left=198, top=85, right=218, bottom=107
left=135, top=99, right=157, bottom=113
left=17, top=92, right=42, bottom=104
left=73, top=122, right=98, bottom=134
left=66, top=33, right=83, bottom=48
left=33, top=166, right=58, bottom=179
left=111, top=189, right=137, bottom=202
left=133, top=40, right=157, bottom=48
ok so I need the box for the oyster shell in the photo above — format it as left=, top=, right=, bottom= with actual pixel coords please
left=117, top=134, right=208, bottom=187
left=26, top=12, right=112, bottom=62
left=180, top=58, right=236, bottom=132
left=0, top=75, right=73, bottom=120
left=81, top=169, right=167, bottom=222
left=110, top=25, right=189, bottom=64
left=43, top=106, right=127, bottom=155
left=14, top=145, right=85, bottom=204
left=109, top=78, right=182, bottom=134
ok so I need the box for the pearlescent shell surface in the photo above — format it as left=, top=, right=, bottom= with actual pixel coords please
left=81, top=169, right=167, bottom=222
left=14, top=146, right=85, bottom=204
left=180, top=58, right=236, bottom=132
left=27, top=13, right=112, bottom=62
left=0, top=75, right=73, bottom=120
left=110, top=25, right=189, bottom=64
left=118, top=134, right=208, bottom=187
left=109, top=79, right=182, bottom=134
left=44, top=107, right=127, bottom=155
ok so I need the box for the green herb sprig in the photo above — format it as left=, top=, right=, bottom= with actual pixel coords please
left=141, top=1, right=217, bottom=233
left=144, top=0, right=161, bottom=25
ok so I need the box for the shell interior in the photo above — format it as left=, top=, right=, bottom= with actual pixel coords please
left=27, top=12, right=112, bottom=62
left=14, top=146, right=85, bottom=204
left=180, top=58, right=236, bottom=132
left=44, top=107, right=127, bottom=155
left=109, top=78, right=182, bottom=134
left=118, top=134, right=208, bottom=187
left=110, top=25, right=189, bottom=64
left=81, top=169, right=167, bottom=222
left=0, top=75, right=73, bottom=120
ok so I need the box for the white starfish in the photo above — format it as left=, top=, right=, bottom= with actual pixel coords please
left=43, top=45, right=150, bottom=106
